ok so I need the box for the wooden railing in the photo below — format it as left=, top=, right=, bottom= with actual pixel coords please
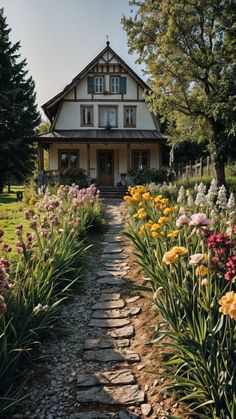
left=176, top=156, right=215, bottom=179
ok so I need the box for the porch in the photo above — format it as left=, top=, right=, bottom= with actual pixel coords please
left=37, top=129, right=163, bottom=187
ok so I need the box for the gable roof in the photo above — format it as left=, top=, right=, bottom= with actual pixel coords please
left=42, top=42, right=150, bottom=121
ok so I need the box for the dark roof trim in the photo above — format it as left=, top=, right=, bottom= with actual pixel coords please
left=42, top=44, right=150, bottom=120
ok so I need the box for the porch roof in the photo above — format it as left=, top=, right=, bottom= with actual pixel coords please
left=36, top=129, right=165, bottom=143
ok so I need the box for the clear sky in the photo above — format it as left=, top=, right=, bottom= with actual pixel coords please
left=1, top=0, right=144, bottom=118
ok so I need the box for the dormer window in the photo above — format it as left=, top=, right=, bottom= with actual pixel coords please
left=95, top=77, right=104, bottom=93
left=111, top=77, right=120, bottom=93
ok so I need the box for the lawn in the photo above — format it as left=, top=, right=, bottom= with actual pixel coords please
left=0, top=191, right=29, bottom=250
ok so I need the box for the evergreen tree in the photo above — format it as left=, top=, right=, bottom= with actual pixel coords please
left=0, top=8, right=40, bottom=192
left=122, top=0, right=236, bottom=185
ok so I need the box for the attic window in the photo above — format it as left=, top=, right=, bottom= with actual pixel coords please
left=111, top=77, right=120, bottom=93
left=95, top=77, right=104, bottom=93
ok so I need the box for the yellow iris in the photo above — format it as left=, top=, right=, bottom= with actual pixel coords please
left=196, top=265, right=208, bottom=277
left=167, top=230, right=180, bottom=238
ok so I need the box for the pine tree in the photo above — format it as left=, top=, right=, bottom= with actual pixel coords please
left=0, top=8, right=40, bottom=192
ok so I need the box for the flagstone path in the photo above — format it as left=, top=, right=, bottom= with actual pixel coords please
left=12, top=202, right=152, bottom=419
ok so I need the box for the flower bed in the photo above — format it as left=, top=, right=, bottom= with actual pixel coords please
left=124, top=180, right=236, bottom=418
left=0, top=184, right=103, bottom=415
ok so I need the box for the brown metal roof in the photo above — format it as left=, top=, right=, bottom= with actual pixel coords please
left=36, top=129, right=164, bottom=143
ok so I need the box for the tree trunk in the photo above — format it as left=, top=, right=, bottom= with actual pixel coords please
left=214, top=156, right=225, bottom=186
left=7, top=182, right=11, bottom=193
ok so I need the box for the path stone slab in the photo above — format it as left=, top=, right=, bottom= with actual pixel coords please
left=99, top=293, right=121, bottom=301
left=97, top=270, right=128, bottom=277
left=104, top=261, right=129, bottom=266
left=97, top=277, right=127, bottom=286
left=88, top=318, right=130, bottom=328
left=77, top=370, right=136, bottom=387
left=92, top=300, right=125, bottom=310
left=83, top=349, right=140, bottom=362
left=84, top=338, right=130, bottom=350
left=92, top=309, right=129, bottom=319
left=117, top=412, right=140, bottom=419
left=101, top=254, right=128, bottom=260
left=104, top=263, right=129, bottom=270
left=77, top=384, right=144, bottom=405
left=73, top=413, right=115, bottom=418
left=104, top=286, right=121, bottom=293
left=103, top=247, right=123, bottom=254
left=126, top=296, right=141, bottom=304
left=108, top=325, right=134, bottom=339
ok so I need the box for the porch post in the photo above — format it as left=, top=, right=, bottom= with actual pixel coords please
left=38, top=142, right=44, bottom=172
left=127, top=143, right=130, bottom=172
left=87, top=143, right=90, bottom=177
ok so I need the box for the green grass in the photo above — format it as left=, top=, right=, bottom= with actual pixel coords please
left=0, top=192, right=29, bottom=250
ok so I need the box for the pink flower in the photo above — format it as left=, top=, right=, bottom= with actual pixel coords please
left=24, top=209, right=34, bottom=219
left=176, top=215, right=190, bottom=227
left=190, top=213, right=211, bottom=226
left=189, top=253, right=204, bottom=265
left=29, top=220, right=38, bottom=229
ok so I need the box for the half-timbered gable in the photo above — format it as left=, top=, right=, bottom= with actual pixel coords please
left=37, top=42, right=164, bottom=190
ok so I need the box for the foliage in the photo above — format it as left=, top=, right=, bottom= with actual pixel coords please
left=124, top=182, right=236, bottom=418
left=59, top=168, right=89, bottom=188
left=36, top=120, right=51, bottom=135
left=122, top=0, right=236, bottom=185
left=0, top=184, right=104, bottom=415
left=0, top=8, right=40, bottom=193
left=129, top=167, right=169, bottom=185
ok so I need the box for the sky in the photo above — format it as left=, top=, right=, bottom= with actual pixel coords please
left=1, top=0, right=145, bottom=119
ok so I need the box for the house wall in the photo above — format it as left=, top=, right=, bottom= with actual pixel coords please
left=55, top=68, right=157, bottom=131
left=48, top=142, right=160, bottom=186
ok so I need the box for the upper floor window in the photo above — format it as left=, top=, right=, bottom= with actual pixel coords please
left=81, top=106, right=93, bottom=126
left=99, top=106, right=118, bottom=128
left=95, top=76, right=104, bottom=93
left=59, top=150, right=79, bottom=170
left=111, top=76, right=120, bottom=93
left=124, top=106, right=136, bottom=127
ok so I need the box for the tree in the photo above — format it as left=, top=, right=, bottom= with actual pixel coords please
left=0, top=8, right=40, bottom=193
left=122, top=0, right=236, bottom=185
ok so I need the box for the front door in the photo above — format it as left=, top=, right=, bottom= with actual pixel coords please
left=97, top=150, right=114, bottom=186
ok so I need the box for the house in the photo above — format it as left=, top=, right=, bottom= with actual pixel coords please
left=37, top=41, right=164, bottom=189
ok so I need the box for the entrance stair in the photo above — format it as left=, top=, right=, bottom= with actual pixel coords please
left=99, top=186, right=127, bottom=199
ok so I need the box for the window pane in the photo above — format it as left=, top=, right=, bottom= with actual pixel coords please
left=82, top=107, right=92, bottom=125
left=109, top=108, right=116, bottom=126
left=95, top=77, right=103, bottom=93
left=111, top=77, right=119, bottom=93
left=61, top=152, right=69, bottom=169
left=101, top=108, right=107, bottom=126
left=70, top=152, right=78, bottom=168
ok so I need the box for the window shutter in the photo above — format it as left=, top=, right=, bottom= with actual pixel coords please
left=87, top=77, right=94, bottom=94
left=120, top=77, right=127, bottom=94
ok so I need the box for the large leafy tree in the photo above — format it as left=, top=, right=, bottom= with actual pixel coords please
left=122, top=0, right=236, bottom=185
left=0, top=8, right=40, bottom=192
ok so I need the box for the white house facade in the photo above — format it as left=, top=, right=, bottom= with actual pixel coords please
left=37, top=42, right=164, bottom=187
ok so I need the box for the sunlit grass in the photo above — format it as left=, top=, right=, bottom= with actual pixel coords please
left=0, top=192, right=29, bottom=251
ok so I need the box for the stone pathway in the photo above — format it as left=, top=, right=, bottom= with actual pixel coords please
left=12, top=202, right=151, bottom=419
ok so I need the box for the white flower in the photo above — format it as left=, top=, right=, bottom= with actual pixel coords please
left=197, top=183, right=206, bottom=193
left=195, top=191, right=207, bottom=207
left=206, top=178, right=218, bottom=204
left=216, top=185, right=227, bottom=209
left=177, top=186, right=186, bottom=204
left=186, top=190, right=194, bottom=207
left=227, top=193, right=235, bottom=210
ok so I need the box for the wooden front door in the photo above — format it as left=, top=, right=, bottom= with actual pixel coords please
left=97, top=150, right=114, bottom=186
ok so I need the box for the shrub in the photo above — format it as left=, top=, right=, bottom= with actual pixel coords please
left=59, top=168, right=89, bottom=188
left=129, top=167, right=169, bottom=185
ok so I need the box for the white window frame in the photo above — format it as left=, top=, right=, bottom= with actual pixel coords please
left=110, top=76, right=120, bottom=94
left=94, top=76, right=104, bottom=93
left=81, top=106, right=93, bottom=126
left=98, top=106, right=118, bottom=128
